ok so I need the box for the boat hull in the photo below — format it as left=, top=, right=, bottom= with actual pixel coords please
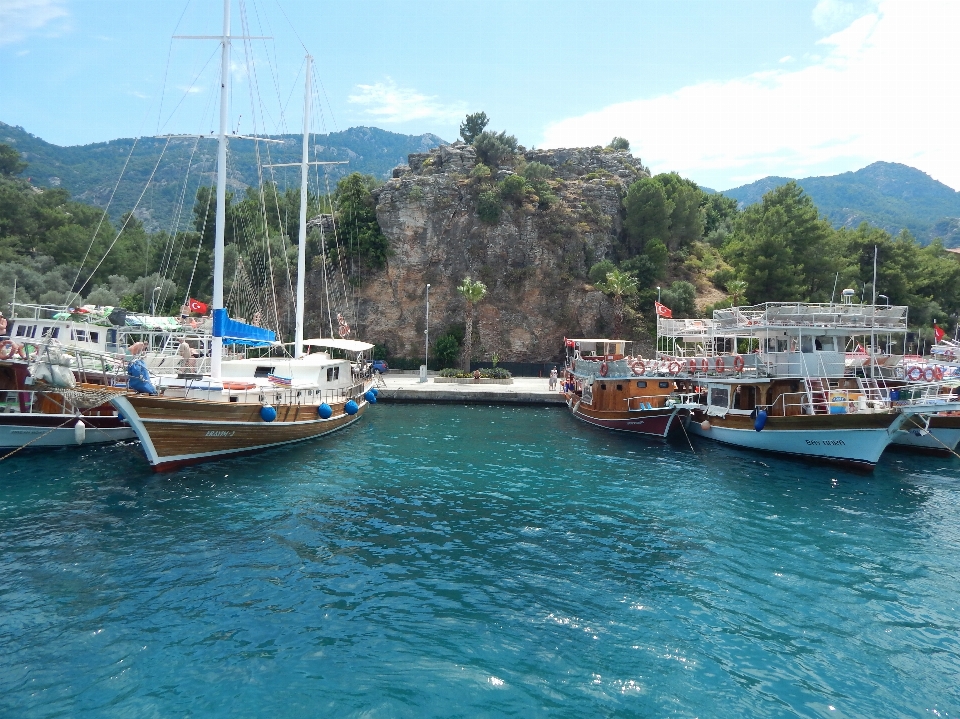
left=0, top=414, right=135, bottom=448
left=686, top=411, right=899, bottom=469
left=112, top=394, right=366, bottom=471
left=568, top=396, right=685, bottom=439
left=890, top=414, right=960, bottom=455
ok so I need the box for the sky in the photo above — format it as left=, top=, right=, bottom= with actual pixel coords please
left=1, top=0, right=958, bottom=191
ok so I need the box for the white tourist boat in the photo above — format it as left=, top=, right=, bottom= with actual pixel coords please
left=653, top=297, right=960, bottom=468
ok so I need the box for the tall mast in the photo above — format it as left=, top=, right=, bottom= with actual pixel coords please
left=211, top=0, right=231, bottom=380
left=295, top=55, right=312, bottom=359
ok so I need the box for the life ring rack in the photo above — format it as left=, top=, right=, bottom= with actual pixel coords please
left=0, top=339, right=18, bottom=361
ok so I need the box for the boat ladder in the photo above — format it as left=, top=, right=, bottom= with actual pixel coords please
left=805, top=377, right=830, bottom=414
left=857, top=377, right=886, bottom=404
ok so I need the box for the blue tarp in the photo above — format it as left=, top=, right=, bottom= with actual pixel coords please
left=212, top=309, right=276, bottom=347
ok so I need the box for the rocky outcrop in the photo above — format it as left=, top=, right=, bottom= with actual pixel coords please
left=344, top=142, right=650, bottom=362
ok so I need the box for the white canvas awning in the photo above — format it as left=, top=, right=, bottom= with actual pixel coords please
left=303, top=338, right=375, bottom=352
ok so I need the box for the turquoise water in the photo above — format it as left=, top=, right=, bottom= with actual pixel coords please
left=2, top=404, right=959, bottom=718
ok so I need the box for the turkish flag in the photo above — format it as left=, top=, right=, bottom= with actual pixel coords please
left=655, top=301, right=673, bottom=319
left=934, top=324, right=945, bottom=343
left=188, top=298, right=208, bottom=314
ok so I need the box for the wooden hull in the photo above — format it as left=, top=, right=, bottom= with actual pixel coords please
left=567, top=395, right=685, bottom=439
left=686, top=410, right=904, bottom=470
left=112, top=394, right=367, bottom=471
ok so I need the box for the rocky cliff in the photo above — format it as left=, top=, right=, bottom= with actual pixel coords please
left=329, top=142, right=650, bottom=363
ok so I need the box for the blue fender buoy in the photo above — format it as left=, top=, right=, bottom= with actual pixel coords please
left=260, top=405, right=277, bottom=422
left=364, top=390, right=377, bottom=404
left=317, top=403, right=332, bottom=419
left=344, top=400, right=359, bottom=416
left=370, top=387, right=379, bottom=397
left=754, top=409, right=767, bottom=432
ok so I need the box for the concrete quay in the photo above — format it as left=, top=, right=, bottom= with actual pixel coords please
left=374, top=374, right=567, bottom=406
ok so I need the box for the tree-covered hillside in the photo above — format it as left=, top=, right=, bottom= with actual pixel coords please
left=721, top=162, right=960, bottom=246
left=0, top=121, right=445, bottom=232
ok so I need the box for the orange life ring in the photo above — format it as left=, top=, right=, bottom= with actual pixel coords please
left=715, top=356, right=726, bottom=373
left=698, top=358, right=708, bottom=373
left=924, top=367, right=935, bottom=382
left=907, top=366, right=922, bottom=381
left=934, top=366, right=944, bottom=381
left=631, top=359, right=645, bottom=376
left=599, top=361, right=609, bottom=377
left=668, top=360, right=682, bottom=375
left=687, top=358, right=697, bottom=374
left=222, top=381, right=257, bottom=391
left=338, top=324, right=351, bottom=338
left=0, top=339, right=16, bottom=360
left=733, top=354, right=745, bottom=372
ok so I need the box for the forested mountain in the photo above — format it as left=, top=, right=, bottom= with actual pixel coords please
left=721, top=162, right=960, bottom=246
left=0, top=121, right=445, bottom=232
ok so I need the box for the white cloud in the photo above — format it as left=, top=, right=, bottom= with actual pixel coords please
left=812, top=0, right=878, bottom=31
left=541, top=0, right=960, bottom=191
left=348, top=78, right=466, bottom=124
left=779, top=55, right=794, bottom=63
left=0, top=0, right=68, bottom=46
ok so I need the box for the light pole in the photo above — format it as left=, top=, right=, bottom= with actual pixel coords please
left=151, top=286, right=162, bottom=316
left=657, top=286, right=661, bottom=303
left=423, top=283, right=430, bottom=382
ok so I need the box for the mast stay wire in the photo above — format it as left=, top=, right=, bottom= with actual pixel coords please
left=238, top=0, right=287, bottom=341
left=71, top=139, right=173, bottom=301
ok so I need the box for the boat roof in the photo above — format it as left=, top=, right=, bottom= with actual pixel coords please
left=303, top=338, right=375, bottom=352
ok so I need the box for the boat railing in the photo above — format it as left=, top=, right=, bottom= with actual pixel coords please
left=767, top=389, right=890, bottom=417
left=889, top=383, right=959, bottom=409
left=0, top=388, right=113, bottom=416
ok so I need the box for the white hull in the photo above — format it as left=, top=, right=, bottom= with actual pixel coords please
left=686, top=421, right=896, bottom=468
left=891, top=426, right=960, bottom=454
left=0, top=423, right=135, bottom=449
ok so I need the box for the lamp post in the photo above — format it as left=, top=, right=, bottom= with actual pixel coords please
left=422, top=283, right=430, bottom=383
left=657, top=286, right=661, bottom=303
left=151, top=286, right=162, bottom=316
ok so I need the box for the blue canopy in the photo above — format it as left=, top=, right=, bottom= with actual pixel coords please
left=212, top=309, right=276, bottom=347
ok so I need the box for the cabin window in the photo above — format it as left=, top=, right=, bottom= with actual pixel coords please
left=16, top=324, right=35, bottom=338
left=659, top=381, right=670, bottom=389
left=254, top=366, right=275, bottom=378
left=327, top=367, right=342, bottom=382
left=616, top=384, right=622, bottom=391
left=709, top=387, right=730, bottom=408
left=800, top=336, right=813, bottom=353
left=74, top=329, right=87, bottom=342
left=600, top=383, right=606, bottom=391
left=89, top=331, right=99, bottom=343
left=41, top=326, right=54, bottom=337
left=636, top=381, right=647, bottom=388
left=229, top=396, right=238, bottom=403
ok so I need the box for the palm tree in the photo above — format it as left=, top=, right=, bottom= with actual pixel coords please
left=727, top=279, right=748, bottom=307
left=598, top=269, right=638, bottom=338
left=457, top=276, right=488, bottom=370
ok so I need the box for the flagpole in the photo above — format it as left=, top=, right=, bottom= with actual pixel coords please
left=870, top=245, right=877, bottom=379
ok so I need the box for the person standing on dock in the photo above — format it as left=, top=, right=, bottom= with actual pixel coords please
left=549, top=366, right=558, bottom=390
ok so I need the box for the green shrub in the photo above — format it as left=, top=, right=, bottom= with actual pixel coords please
left=471, top=163, right=492, bottom=180
left=588, top=259, right=616, bottom=285
left=607, top=136, right=630, bottom=151
left=481, top=367, right=511, bottom=379
left=433, top=332, right=461, bottom=368
left=499, top=174, right=526, bottom=202
left=522, top=162, right=552, bottom=182
left=408, top=185, right=424, bottom=200
left=477, top=191, right=502, bottom=223
left=473, top=130, right=518, bottom=167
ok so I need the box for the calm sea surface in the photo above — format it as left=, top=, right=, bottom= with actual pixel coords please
left=2, top=404, right=959, bottom=718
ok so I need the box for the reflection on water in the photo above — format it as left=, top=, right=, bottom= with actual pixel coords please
left=2, top=405, right=959, bottom=718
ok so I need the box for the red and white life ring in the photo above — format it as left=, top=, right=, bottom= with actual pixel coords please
left=934, top=366, right=944, bottom=381
left=907, top=366, right=922, bottom=381
left=688, top=358, right=697, bottom=374
left=715, top=356, right=726, bottom=373
left=668, top=360, right=682, bottom=375
left=599, top=361, right=609, bottom=377
left=338, top=324, right=351, bottom=338
left=0, top=339, right=17, bottom=360
left=924, top=367, right=936, bottom=382
left=698, top=358, right=708, bottom=373
left=733, top=354, right=745, bottom=372
left=631, top=358, right=645, bottom=376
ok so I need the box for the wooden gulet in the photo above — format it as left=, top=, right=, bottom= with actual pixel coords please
left=112, top=14, right=374, bottom=471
